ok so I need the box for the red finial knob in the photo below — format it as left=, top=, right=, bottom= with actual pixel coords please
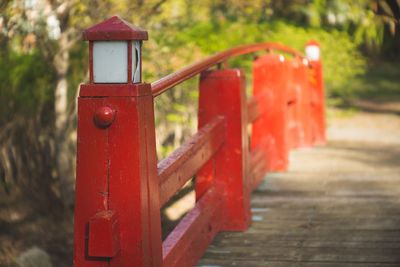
left=94, top=106, right=115, bottom=128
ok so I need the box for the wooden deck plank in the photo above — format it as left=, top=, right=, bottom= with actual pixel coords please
left=199, top=259, right=400, bottom=267
left=198, top=135, right=400, bottom=266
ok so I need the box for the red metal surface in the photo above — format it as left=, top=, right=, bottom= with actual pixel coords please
left=251, top=54, right=289, bottom=172
left=88, top=210, right=120, bottom=258
left=158, top=117, right=225, bottom=207
left=83, top=16, right=148, bottom=41
left=151, top=43, right=305, bottom=97
left=197, top=69, right=251, bottom=231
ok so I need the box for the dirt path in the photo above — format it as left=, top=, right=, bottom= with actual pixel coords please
left=198, top=103, right=400, bottom=266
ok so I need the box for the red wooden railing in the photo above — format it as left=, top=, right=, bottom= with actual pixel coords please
left=73, top=16, right=325, bottom=267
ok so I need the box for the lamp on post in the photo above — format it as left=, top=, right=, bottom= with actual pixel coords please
left=304, top=40, right=326, bottom=145
left=305, top=40, right=320, bottom=62
left=83, top=15, right=148, bottom=84
left=75, top=16, right=163, bottom=266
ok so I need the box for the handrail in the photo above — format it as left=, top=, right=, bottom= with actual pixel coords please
left=74, top=16, right=326, bottom=267
left=158, top=116, right=225, bottom=207
left=151, top=42, right=304, bottom=97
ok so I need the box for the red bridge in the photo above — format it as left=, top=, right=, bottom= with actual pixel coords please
left=73, top=16, right=325, bottom=267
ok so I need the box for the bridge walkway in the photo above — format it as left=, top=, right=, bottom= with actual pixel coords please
left=199, top=105, right=400, bottom=267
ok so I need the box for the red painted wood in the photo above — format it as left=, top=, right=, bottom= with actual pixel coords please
left=251, top=54, right=289, bottom=172
left=162, top=188, right=223, bottom=267
left=249, top=147, right=267, bottom=189
left=76, top=17, right=327, bottom=267
left=127, top=41, right=132, bottom=83
left=74, top=96, right=110, bottom=267
left=83, top=16, right=148, bottom=41
left=88, top=210, right=120, bottom=258
left=308, top=61, right=326, bottom=145
left=289, top=58, right=313, bottom=148
left=80, top=83, right=151, bottom=97
left=250, top=147, right=266, bottom=172
left=286, top=64, right=300, bottom=149
left=89, top=41, right=93, bottom=83
left=197, top=69, right=251, bottom=231
left=74, top=84, right=162, bottom=267
left=139, top=42, right=143, bottom=82
left=158, top=117, right=225, bottom=207
left=247, top=93, right=269, bottom=124
left=151, top=43, right=306, bottom=97
left=247, top=96, right=260, bottom=124
left=107, top=89, right=162, bottom=267
left=93, top=106, right=115, bottom=128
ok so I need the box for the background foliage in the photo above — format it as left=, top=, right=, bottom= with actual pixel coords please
left=0, top=0, right=399, bottom=264
left=0, top=0, right=399, bottom=205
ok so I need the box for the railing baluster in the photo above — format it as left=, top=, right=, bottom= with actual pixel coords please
left=158, top=117, right=225, bottom=207
left=74, top=16, right=325, bottom=267
left=305, top=40, right=326, bottom=145
left=197, top=69, right=251, bottom=231
left=251, top=54, right=290, bottom=173
left=74, top=16, right=162, bottom=267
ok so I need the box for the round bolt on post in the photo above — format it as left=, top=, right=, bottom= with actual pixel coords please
left=94, top=106, right=115, bottom=128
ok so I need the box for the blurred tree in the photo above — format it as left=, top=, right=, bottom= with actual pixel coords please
left=0, top=0, right=398, bottom=216
left=0, top=0, right=172, bottom=211
left=191, top=0, right=400, bottom=56
left=2, top=1, right=399, bottom=264
left=301, top=0, right=399, bottom=55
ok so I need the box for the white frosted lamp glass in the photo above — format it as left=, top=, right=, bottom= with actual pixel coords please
left=305, top=45, right=320, bottom=61
left=132, top=41, right=141, bottom=83
left=93, top=41, right=128, bottom=83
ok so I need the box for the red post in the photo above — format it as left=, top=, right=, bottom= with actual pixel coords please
left=286, top=59, right=299, bottom=149
left=287, top=57, right=313, bottom=148
left=74, top=17, right=162, bottom=267
left=196, top=69, right=251, bottom=231
left=251, top=54, right=289, bottom=172
left=305, top=40, right=326, bottom=145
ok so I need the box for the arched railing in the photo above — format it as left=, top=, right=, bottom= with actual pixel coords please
left=73, top=16, right=325, bottom=267
left=151, top=42, right=304, bottom=96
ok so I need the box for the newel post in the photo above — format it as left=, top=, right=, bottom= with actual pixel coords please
left=252, top=54, right=289, bottom=172
left=73, top=16, right=162, bottom=267
left=196, top=69, right=251, bottom=231
left=305, top=40, right=326, bottom=145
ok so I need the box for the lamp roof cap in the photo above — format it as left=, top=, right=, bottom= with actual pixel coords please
left=305, top=40, right=320, bottom=47
left=83, top=16, right=148, bottom=41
